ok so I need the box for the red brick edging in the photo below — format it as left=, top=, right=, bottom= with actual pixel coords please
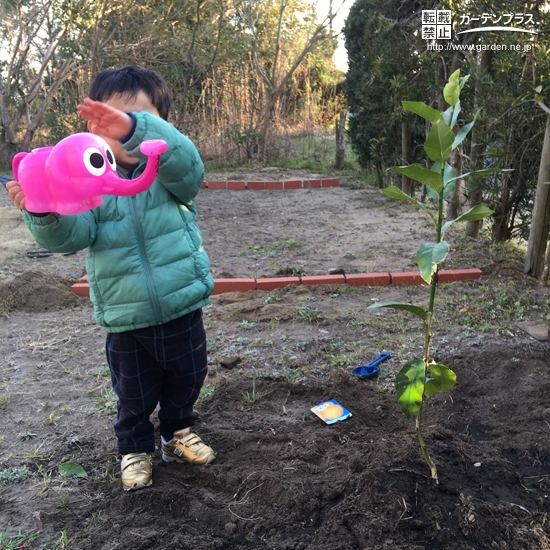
left=200, top=178, right=340, bottom=190
left=70, top=269, right=483, bottom=298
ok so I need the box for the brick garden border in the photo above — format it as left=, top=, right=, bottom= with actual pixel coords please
left=69, top=178, right=482, bottom=297
left=200, top=178, right=340, bottom=190
left=71, top=269, right=483, bottom=298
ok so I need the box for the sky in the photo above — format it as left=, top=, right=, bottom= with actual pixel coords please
left=331, top=0, right=352, bottom=71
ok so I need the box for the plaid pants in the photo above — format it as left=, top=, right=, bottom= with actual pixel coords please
left=105, top=309, right=207, bottom=454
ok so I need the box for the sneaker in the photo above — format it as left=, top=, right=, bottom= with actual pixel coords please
left=162, top=428, right=215, bottom=465
left=120, top=452, right=153, bottom=492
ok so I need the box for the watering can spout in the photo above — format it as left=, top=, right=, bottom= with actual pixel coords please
left=101, top=140, right=168, bottom=196
left=13, top=134, right=168, bottom=215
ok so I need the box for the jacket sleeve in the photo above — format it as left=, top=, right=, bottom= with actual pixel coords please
left=22, top=210, right=98, bottom=253
left=122, top=112, right=204, bottom=205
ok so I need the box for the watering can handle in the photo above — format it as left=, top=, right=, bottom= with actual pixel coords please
left=11, top=152, right=28, bottom=182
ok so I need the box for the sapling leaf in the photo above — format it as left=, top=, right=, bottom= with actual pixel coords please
left=442, top=180, right=456, bottom=200
left=442, top=204, right=494, bottom=236
left=450, top=100, right=461, bottom=128
left=402, top=101, right=442, bottom=123
left=441, top=106, right=453, bottom=126
left=476, top=167, right=512, bottom=176
left=443, top=69, right=460, bottom=106
left=452, top=119, right=475, bottom=150
left=430, top=162, right=455, bottom=185
left=459, top=74, right=470, bottom=89
left=382, top=186, right=435, bottom=223
left=58, top=461, right=88, bottom=479
left=393, top=164, right=443, bottom=194
left=429, top=163, right=459, bottom=201
left=396, top=358, right=426, bottom=419
left=453, top=204, right=494, bottom=222
left=416, top=242, right=450, bottom=283
left=368, top=300, right=427, bottom=321
left=447, top=167, right=512, bottom=184
left=382, top=186, right=417, bottom=203
left=424, top=119, right=454, bottom=164
left=444, top=163, right=454, bottom=184
left=425, top=186, right=438, bottom=201
left=424, top=364, right=456, bottom=397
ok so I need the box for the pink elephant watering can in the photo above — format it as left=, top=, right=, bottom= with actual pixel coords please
left=12, top=133, right=168, bottom=215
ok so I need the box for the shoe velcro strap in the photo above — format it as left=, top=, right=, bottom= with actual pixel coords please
left=121, top=453, right=148, bottom=469
left=179, top=433, right=202, bottom=447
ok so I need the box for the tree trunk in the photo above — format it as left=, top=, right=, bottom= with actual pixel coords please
left=466, top=50, right=492, bottom=237
left=539, top=241, right=550, bottom=286
left=524, top=115, right=550, bottom=278
left=258, top=92, right=278, bottom=160
left=248, top=0, right=338, bottom=162
left=492, top=162, right=512, bottom=242
left=335, top=110, right=346, bottom=170
left=374, top=159, right=384, bottom=188
left=446, top=146, right=462, bottom=220
left=492, top=207, right=512, bottom=242
left=401, top=121, right=413, bottom=195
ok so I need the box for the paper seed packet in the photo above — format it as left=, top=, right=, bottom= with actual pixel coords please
left=311, top=399, right=352, bottom=425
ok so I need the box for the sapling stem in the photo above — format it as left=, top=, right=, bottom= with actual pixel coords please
left=417, top=162, right=446, bottom=483
left=416, top=405, right=438, bottom=483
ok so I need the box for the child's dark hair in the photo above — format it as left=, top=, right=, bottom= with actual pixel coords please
left=89, top=66, right=172, bottom=120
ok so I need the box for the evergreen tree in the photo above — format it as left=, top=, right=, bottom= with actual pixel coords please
left=343, top=0, right=428, bottom=188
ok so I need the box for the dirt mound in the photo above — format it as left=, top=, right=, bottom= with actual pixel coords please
left=208, top=290, right=296, bottom=322
left=0, top=271, right=83, bottom=313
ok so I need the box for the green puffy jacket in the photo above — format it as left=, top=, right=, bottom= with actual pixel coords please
left=23, top=112, right=214, bottom=332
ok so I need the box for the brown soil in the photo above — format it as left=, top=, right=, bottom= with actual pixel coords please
left=1, top=177, right=549, bottom=550
left=0, top=272, right=82, bottom=314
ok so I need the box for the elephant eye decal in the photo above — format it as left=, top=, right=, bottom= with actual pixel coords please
left=83, top=147, right=106, bottom=176
left=104, top=144, right=117, bottom=171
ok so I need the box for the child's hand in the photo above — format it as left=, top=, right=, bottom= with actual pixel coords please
left=77, top=98, right=133, bottom=141
left=6, top=180, right=26, bottom=210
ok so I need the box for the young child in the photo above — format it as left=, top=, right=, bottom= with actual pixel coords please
left=7, top=66, right=216, bottom=492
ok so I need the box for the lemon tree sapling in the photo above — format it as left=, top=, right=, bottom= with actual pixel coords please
left=369, top=70, right=504, bottom=483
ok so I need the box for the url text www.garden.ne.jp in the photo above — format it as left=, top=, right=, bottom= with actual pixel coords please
left=427, top=42, right=533, bottom=52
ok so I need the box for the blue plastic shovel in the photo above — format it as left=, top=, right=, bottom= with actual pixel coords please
left=351, top=353, right=391, bottom=378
